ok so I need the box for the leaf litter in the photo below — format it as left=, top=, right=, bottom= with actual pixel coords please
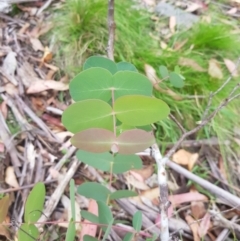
left=0, top=0, right=240, bottom=241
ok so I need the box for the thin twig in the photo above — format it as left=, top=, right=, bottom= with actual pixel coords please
left=169, top=113, right=186, bottom=134
left=165, top=83, right=240, bottom=159
left=106, top=0, right=115, bottom=60
left=36, top=159, right=80, bottom=228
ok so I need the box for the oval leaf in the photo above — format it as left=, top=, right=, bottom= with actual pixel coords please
left=117, top=62, right=138, bottom=72
left=169, top=72, right=184, bottom=88
left=110, top=190, right=137, bottom=200
left=83, top=56, right=117, bottom=74
left=24, top=182, right=45, bottom=223
left=81, top=210, right=99, bottom=224
left=62, top=100, right=113, bottom=133
left=70, top=68, right=112, bottom=102
left=113, top=71, right=153, bottom=100
left=117, top=129, right=155, bottom=154
left=97, top=201, right=113, bottom=225
left=77, top=182, right=111, bottom=203
left=114, top=95, right=170, bottom=126
left=71, top=128, right=115, bottom=153
left=18, top=224, right=39, bottom=241
left=159, top=65, right=169, bottom=79
left=76, top=151, right=142, bottom=174
left=133, top=211, right=142, bottom=232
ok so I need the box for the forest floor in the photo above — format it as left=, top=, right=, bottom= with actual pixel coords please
left=0, top=0, right=240, bottom=240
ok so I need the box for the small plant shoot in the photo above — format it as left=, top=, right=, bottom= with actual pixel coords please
left=61, top=56, right=174, bottom=239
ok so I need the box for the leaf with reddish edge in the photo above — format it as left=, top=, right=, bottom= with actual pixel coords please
left=71, top=128, right=115, bottom=153
left=117, top=129, right=155, bottom=154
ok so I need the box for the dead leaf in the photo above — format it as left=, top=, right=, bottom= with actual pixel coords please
left=0, top=101, right=8, bottom=119
left=160, top=41, right=168, bottom=50
left=185, top=214, right=200, bottom=241
left=191, top=201, right=206, bottom=220
left=173, top=39, right=188, bottom=51
left=30, top=38, right=44, bottom=51
left=144, top=64, right=182, bottom=100
left=185, top=3, right=202, bottom=12
left=80, top=199, right=98, bottom=240
left=178, top=57, right=206, bottom=72
left=27, top=80, right=69, bottom=93
left=208, top=59, right=223, bottom=79
left=0, top=195, right=9, bottom=223
left=169, top=192, right=208, bottom=207
left=227, top=7, right=238, bottom=15
left=130, top=165, right=154, bottom=181
left=224, top=58, right=239, bottom=77
left=125, top=172, right=149, bottom=190
left=5, top=166, right=19, bottom=188
left=198, top=212, right=211, bottom=238
left=4, top=83, right=18, bottom=96
left=172, top=149, right=198, bottom=170
left=0, top=143, right=4, bottom=153
left=1, top=51, right=18, bottom=86
left=18, top=22, right=30, bottom=35
left=17, top=61, right=38, bottom=88
left=41, top=46, right=53, bottom=63
left=169, top=16, right=176, bottom=33
left=0, top=221, right=11, bottom=240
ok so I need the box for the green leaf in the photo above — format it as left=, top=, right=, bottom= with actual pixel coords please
left=62, top=100, right=113, bottom=133
left=102, top=218, right=114, bottom=241
left=70, top=179, right=76, bottom=221
left=113, top=154, right=142, bottom=173
left=18, top=224, right=39, bottom=241
left=114, top=95, right=170, bottom=126
left=76, top=151, right=142, bottom=174
left=81, top=210, right=99, bottom=223
left=97, top=201, right=113, bottom=225
left=123, top=232, right=134, bottom=241
left=24, top=182, right=45, bottom=223
left=83, top=56, right=117, bottom=74
left=117, top=129, right=155, bottom=154
left=70, top=69, right=152, bottom=102
left=113, top=71, right=152, bottom=100
left=77, top=182, right=111, bottom=203
left=169, top=72, right=184, bottom=88
left=83, top=235, right=99, bottom=241
left=133, top=211, right=142, bottom=232
left=117, top=62, right=138, bottom=72
left=159, top=65, right=169, bottom=79
left=65, top=221, right=76, bottom=241
left=0, top=195, right=9, bottom=223
left=110, top=190, right=137, bottom=200
left=71, top=128, right=115, bottom=153
left=70, top=68, right=112, bottom=102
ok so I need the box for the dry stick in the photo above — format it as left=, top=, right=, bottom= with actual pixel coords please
left=215, top=215, right=238, bottom=241
left=106, top=0, right=115, bottom=61
left=36, top=158, right=80, bottom=228
left=15, top=95, right=58, bottom=142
